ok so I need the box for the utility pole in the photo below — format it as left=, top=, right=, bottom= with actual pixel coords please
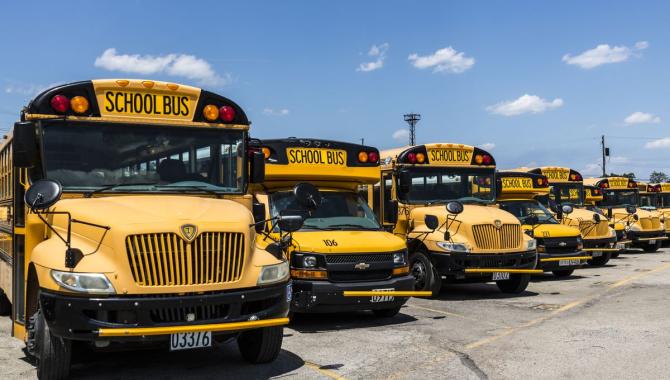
left=361, top=138, right=364, bottom=145
left=601, top=135, right=610, bottom=177
left=404, top=113, right=421, bottom=146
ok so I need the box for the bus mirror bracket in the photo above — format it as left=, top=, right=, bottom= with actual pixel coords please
left=252, top=202, right=266, bottom=233
left=13, top=121, right=38, bottom=168
left=25, top=179, right=111, bottom=269
left=387, top=200, right=399, bottom=225
left=398, top=170, right=411, bottom=193
left=249, top=151, right=265, bottom=183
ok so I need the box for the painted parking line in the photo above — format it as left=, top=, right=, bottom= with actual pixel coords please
left=304, top=361, right=348, bottom=380
left=406, top=304, right=509, bottom=329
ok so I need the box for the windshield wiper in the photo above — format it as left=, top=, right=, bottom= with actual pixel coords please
left=327, top=223, right=381, bottom=230
left=83, top=182, right=157, bottom=198
left=457, top=197, right=489, bottom=204
left=155, top=185, right=221, bottom=198
left=300, top=224, right=332, bottom=231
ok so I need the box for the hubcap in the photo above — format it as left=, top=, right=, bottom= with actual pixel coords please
left=411, top=260, right=427, bottom=290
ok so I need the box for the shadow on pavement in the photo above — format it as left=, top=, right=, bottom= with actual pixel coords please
left=68, top=340, right=305, bottom=379
left=289, top=309, right=417, bottom=333
left=530, top=274, right=589, bottom=283
left=432, top=283, right=539, bottom=301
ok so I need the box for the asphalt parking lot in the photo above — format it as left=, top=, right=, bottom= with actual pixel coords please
left=2, top=248, right=670, bottom=379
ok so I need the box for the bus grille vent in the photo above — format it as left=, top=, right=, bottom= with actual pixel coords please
left=471, top=224, right=522, bottom=250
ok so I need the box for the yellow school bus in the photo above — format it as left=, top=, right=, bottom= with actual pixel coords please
left=584, top=177, right=667, bottom=252
left=368, top=143, right=540, bottom=294
left=582, top=184, right=629, bottom=258
left=520, top=167, right=619, bottom=265
left=251, top=138, right=415, bottom=317
left=637, top=182, right=661, bottom=209
left=654, top=183, right=670, bottom=238
left=496, top=171, right=588, bottom=277
left=0, top=80, right=292, bottom=379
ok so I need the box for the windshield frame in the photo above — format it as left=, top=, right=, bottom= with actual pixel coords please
left=599, top=189, right=639, bottom=208
left=36, top=119, right=248, bottom=195
left=499, top=199, right=558, bottom=225
left=550, top=183, right=584, bottom=207
left=396, top=166, right=496, bottom=205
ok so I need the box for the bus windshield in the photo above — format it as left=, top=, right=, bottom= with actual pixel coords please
left=551, top=183, right=584, bottom=206
left=41, top=121, right=245, bottom=194
left=270, top=191, right=381, bottom=231
left=398, top=167, right=495, bottom=204
left=639, top=194, right=658, bottom=209
left=659, top=194, right=670, bottom=208
left=499, top=200, right=557, bottom=225
left=600, top=190, right=638, bottom=207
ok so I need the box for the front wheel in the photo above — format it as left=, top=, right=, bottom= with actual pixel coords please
left=552, top=269, right=575, bottom=278
left=29, top=309, right=72, bottom=380
left=611, top=252, right=620, bottom=258
left=496, top=274, right=530, bottom=294
left=587, top=252, right=611, bottom=266
left=238, top=326, right=283, bottom=364
left=409, top=251, right=441, bottom=295
left=643, top=241, right=660, bottom=252
left=372, top=307, right=401, bottom=318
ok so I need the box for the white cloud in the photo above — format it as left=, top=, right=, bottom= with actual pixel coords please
left=408, top=46, right=475, bottom=74
left=624, top=111, right=661, bottom=125
left=562, top=41, right=648, bottom=69
left=486, top=94, right=564, bottom=116
left=645, top=138, right=670, bottom=149
left=357, top=43, right=389, bottom=72
left=4, top=82, right=58, bottom=96
left=263, top=108, right=290, bottom=116
left=609, top=156, right=630, bottom=164
left=480, top=142, right=495, bottom=150
left=392, top=129, right=409, bottom=142
left=94, top=48, right=230, bottom=86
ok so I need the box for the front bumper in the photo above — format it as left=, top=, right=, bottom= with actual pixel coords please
left=39, top=282, right=290, bottom=342
left=628, top=230, right=667, bottom=246
left=291, top=275, right=414, bottom=313
left=430, top=250, right=538, bottom=279
left=537, top=251, right=588, bottom=271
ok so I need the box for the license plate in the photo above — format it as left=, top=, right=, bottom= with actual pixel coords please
left=591, top=251, right=603, bottom=257
left=492, top=272, right=510, bottom=281
left=559, top=259, right=581, bottom=266
left=170, top=331, right=212, bottom=351
left=616, top=243, right=626, bottom=250
left=648, top=240, right=656, bottom=245
left=371, top=288, right=395, bottom=303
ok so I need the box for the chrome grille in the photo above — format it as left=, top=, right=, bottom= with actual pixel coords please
left=325, top=253, right=394, bottom=264
left=579, top=220, right=609, bottom=238
left=125, top=232, right=245, bottom=286
left=471, top=224, right=522, bottom=250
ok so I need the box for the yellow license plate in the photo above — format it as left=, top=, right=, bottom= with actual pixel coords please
left=286, top=148, right=346, bottom=167
left=100, top=90, right=197, bottom=120
left=427, top=148, right=472, bottom=164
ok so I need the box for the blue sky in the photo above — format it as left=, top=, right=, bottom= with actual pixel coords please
left=2, top=1, right=669, bottom=178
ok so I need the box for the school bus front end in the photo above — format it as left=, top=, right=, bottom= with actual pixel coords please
left=252, top=138, right=414, bottom=316
left=527, top=167, right=618, bottom=265
left=375, top=144, right=539, bottom=295
left=584, top=185, right=629, bottom=255
left=2, top=80, right=291, bottom=378
left=496, top=171, right=588, bottom=277
left=656, top=183, right=670, bottom=238
left=584, top=177, right=667, bottom=252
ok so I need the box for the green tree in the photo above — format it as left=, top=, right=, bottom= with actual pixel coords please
left=609, top=172, right=636, bottom=179
left=649, top=171, right=669, bottom=183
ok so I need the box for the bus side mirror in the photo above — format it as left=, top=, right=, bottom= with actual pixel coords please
left=625, top=205, right=636, bottom=214
left=13, top=122, right=38, bottom=168
left=424, top=214, right=439, bottom=230
left=252, top=202, right=266, bottom=233
left=446, top=201, right=464, bottom=215
left=398, top=170, right=411, bottom=193
left=607, top=208, right=613, bottom=219
left=593, top=213, right=601, bottom=223
left=249, top=151, right=265, bottom=183
left=561, top=204, right=573, bottom=215
left=387, top=200, right=398, bottom=225
left=294, top=182, right=322, bottom=211
left=278, top=210, right=305, bottom=233
left=25, top=179, right=62, bottom=211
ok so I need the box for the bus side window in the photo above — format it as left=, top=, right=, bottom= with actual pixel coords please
left=382, top=173, right=394, bottom=223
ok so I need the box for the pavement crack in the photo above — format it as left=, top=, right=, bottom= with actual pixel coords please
left=455, top=350, right=489, bottom=380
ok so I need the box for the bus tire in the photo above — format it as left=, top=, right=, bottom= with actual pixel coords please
left=552, top=269, right=574, bottom=277
left=31, top=309, right=71, bottom=380
left=587, top=252, right=611, bottom=266
left=611, top=252, right=620, bottom=258
left=409, top=251, right=441, bottom=295
left=0, top=290, right=10, bottom=316
left=496, top=274, right=530, bottom=294
left=372, top=307, right=401, bottom=318
left=238, top=326, right=283, bottom=364
left=643, top=242, right=660, bottom=252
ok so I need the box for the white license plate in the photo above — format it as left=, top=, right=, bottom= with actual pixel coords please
left=591, top=251, right=603, bottom=257
left=371, top=288, right=395, bottom=303
left=616, top=243, right=626, bottom=250
left=492, top=272, right=510, bottom=281
left=559, top=259, right=582, bottom=266
left=648, top=240, right=656, bottom=245
left=170, top=331, right=212, bottom=351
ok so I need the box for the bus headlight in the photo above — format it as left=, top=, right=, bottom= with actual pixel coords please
left=258, top=261, right=290, bottom=285
left=51, top=271, right=116, bottom=294
left=527, top=239, right=537, bottom=251
left=436, top=242, right=469, bottom=253
left=393, top=251, right=407, bottom=265
left=302, top=255, right=318, bottom=268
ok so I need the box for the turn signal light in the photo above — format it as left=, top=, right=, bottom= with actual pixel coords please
left=358, top=151, right=369, bottom=163
left=393, top=266, right=410, bottom=276
left=203, top=105, right=219, bottom=121
left=219, top=106, right=235, bottom=122
left=70, top=96, right=89, bottom=114
left=415, top=152, right=425, bottom=163
left=262, top=147, right=272, bottom=159
left=474, top=154, right=483, bottom=164
left=50, top=95, right=70, bottom=113
left=600, top=182, right=609, bottom=188
left=290, top=269, right=327, bottom=279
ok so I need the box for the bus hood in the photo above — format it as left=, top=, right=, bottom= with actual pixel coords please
left=523, top=223, right=580, bottom=239
left=410, top=204, right=520, bottom=227
left=562, top=208, right=614, bottom=240
left=291, top=230, right=405, bottom=254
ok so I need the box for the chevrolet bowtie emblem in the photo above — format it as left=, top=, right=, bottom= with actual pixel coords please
left=559, top=241, right=567, bottom=247
left=354, top=262, right=370, bottom=270
left=494, top=220, right=502, bottom=229
left=180, top=224, right=198, bottom=242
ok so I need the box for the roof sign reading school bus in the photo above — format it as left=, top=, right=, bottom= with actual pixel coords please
left=25, top=79, right=249, bottom=126
left=661, top=183, right=670, bottom=193
left=583, top=185, right=603, bottom=203
left=583, top=177, right=637, bottom=190
left=638, top=182, right=661, bottom=194
left=497, top=171, right=550, bottom=198
left=259, top=138, right=380, bottom=184
left=526, top=167, right=582, bottom=184
left=380, top=143, right=495, bottom=168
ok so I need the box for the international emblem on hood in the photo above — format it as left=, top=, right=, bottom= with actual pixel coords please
left=180, top=224, right=198, bottom=242
left=354, top=262, right=370, bottom=270
left=494, top=219, right=502, bottom=229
